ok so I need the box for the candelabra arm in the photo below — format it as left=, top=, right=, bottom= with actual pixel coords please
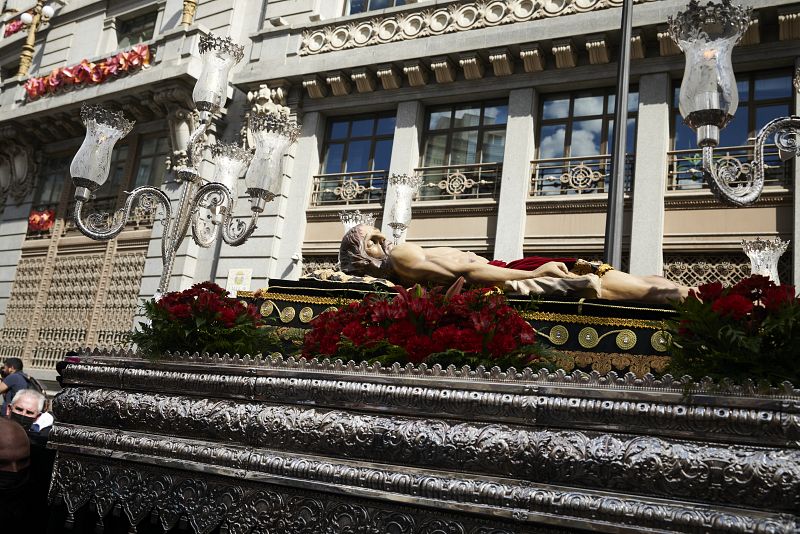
left=190, top=182, right=234, bottom=248
left=221, top=210, right=259, bottom=246
left=73, top=186, right=172, bottom=246
left=702, top=116, right=800, bottom=207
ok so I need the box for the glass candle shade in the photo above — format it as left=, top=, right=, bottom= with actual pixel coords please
left=388, top=174, right=423, bottom=227
left=742, top=237, right=789, bottom=285
left=193, top=34, right=244, bottom=117
left=209, top=142, right=253, bottom=196
left=243, top=111, right=300, bottom=201
left=339, top=210, right=376, bottom=232
left=70, top=105, right=134, bottom=192
left=668, top=0, right=751, bottom=147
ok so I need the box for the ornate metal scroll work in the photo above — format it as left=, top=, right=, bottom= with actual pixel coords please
left=59, top=363, right=800, bottom=448
left=560, top=163, right=603, bottom=191
left=50, top=455, right=543, bottom=534
left=73, top=347, right=800, bottom=397
left=190, top=183, right=258, bottom=248
left=74, top=187, right=171, bottom=249
left=438, top=171, right=477, bottom=195
left=52, top=387, right=800, bottom=511
left=701, top=116, right=800, bottom=206
left=334, top=178, right=368, bottom=201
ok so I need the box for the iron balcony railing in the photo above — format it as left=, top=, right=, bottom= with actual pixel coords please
left=415, top=162, right=501, bottom=201
left=310, top=170, right=388, bottom=206
left=530, top=154, right=634, bottom=197
left=667, top=145, right=792, bottom=191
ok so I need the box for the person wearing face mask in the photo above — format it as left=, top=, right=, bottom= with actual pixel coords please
left=7, top=390, right=51, bottom=440
left=0, top=358, right=29, bottom=416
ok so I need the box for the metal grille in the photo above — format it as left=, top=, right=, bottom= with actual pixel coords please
left=530, top=154, right=634, bottom=196
left=663, top=253, right=793, bottom=287
left=416, top=163, right=501, bottom=201
left=310, top=171, right=387, bottom=206
left=302, top=256, right=340, bottom=276
left=666, top=145, right=792, bottom=191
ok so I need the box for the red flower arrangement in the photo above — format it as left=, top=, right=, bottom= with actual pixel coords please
left=23, top=43, right=151, bottom=101
left=669, top=275, right=800, bottom=384
left=128, top=281, right=277, bottom=358
left=27, top=208, right=55, bottom=233
left=303, top=281, right=550, bottom=368
left=3, top=19, right=24, bottom=38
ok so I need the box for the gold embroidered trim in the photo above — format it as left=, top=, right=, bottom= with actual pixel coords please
left=521, top=311, right=667, bottom=330
left=249, top=292, right=360, bottom=306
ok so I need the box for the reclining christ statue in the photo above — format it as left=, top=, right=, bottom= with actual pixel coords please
left=338, top=225, right=692, bottom=304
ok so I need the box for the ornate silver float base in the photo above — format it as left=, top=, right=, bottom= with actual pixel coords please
left=48, top=350, right=800, bottom=533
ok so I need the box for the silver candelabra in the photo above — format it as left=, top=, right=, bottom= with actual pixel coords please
left=69, top=34, right=299, bottom=296
left=669, top=0, right=800, bottom=206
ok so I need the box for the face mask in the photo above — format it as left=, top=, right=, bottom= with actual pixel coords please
left=10, top=413, right=35, bottom=431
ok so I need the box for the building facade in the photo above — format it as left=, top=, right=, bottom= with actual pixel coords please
left=0, top=0, right=797, bottom=380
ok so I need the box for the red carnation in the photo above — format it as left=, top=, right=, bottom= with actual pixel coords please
left=711, top=294, right=754, bottom=320
left=762, top=284, right=797, bottom=312
left=696, top=281, right=724, bottom=302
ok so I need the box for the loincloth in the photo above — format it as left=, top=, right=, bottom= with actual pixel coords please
left=490, top=258, right=615, bottom=278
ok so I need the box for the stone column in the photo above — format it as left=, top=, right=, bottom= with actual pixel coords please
left=493, top=88, right=537, bottom=261
left=270, top=111, right=325, bottom=280
left=793, top=57, right=800, bottom=286
left=629, top=73, right=671, bottom=276
left=382, top=100, right=424, bottom=237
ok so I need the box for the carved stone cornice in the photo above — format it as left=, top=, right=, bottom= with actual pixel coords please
left=778, top=7, right=800, bottom=41
left=302, top=74, right=328, bottom=98
left=58, top=363, right=800, bottom=448
left=630, top=30, right=645, bottom=59
left=403, top=59, right=429, bottom=86
left=520, top=44, right=545, bottom=72
left=551, top=39, right=577, bottom=69
left=430, top=56, right=456, bottom=83
left=350, top=67, right=376, bottom=93
left=664, top=190, right=791, bottom=210
left=299, top=0, right=655, bottom=56
left=585, top=35, right=610, bottom=65
left=488, top=48, right=514, bottom=76
left=325, top=71, right=352, bottom=96
left=52, top=388, right=800, bottom=512
left=657, top=26, right=681, bottom=56
left=376, top=64, right=402, bottom=90
left=459, top=52, right=485, bottom=80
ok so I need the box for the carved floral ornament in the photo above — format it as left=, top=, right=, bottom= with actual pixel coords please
left=300, top=0, right=653, bottom=55
left=0, top=139, right=36, bottom=210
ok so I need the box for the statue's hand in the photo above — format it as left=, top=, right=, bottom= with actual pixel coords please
left=531, top=261, right=571, bottom=278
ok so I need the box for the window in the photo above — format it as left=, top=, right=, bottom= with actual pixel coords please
left=116, top=11, right=157, bottom=49
left=533, top=89, right=638, bottom=196
left=348, top=0, right=407, bottom=15
left=419, top=101, right=508, bottom=200
left=32, top=156, right=70, bottom=210
left=133, top=136, right=170, bottom=188
left=422, top=101, right=508, bottom=167
left=313, top=112, right=396, bottom=205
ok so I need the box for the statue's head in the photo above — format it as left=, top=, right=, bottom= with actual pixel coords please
left=339, top=224, right=393, bottom=278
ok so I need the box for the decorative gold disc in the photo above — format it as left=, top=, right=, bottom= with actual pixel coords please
left=651, top=330, right=671, bottom=352
left=298, top=307, right=315, bottom=323
left=549, top=325, right=569, bottom=345
left=279, top=306, right=296, bottom=323
left=615, top=329, right=637, bottom=351
left=260, top=301, right=275, bottom=316
left=578, top=327, right=599, bottom=348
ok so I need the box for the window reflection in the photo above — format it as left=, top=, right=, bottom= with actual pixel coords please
left=348, top=0, right=406, bottom=15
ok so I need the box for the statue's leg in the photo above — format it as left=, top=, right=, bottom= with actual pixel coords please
left=598, top=271, right=687, bottom=304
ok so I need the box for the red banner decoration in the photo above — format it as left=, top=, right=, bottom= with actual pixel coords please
left=23, top=44, right=151, bottom=101
left=28, top=208, right=55, bottom=232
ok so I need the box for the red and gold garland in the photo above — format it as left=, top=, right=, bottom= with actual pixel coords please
left=28, top=208, right=55, bottom=232
left=23, top=43, right=150, bottom=101
left=3, top=19, right=24, bottom=38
